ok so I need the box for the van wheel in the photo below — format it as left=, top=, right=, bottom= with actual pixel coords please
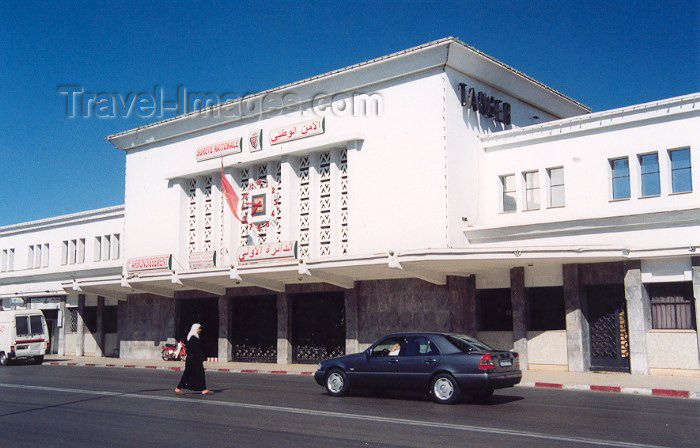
left=33, top=356, right=44, bottom=365
left=0, top=352, right=8, bottom=366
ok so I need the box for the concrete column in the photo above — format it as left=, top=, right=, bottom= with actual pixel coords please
left=447, top=275, right=468, bottom=334
left=95, top=296, right=104, bottom=357
left=563, top=264, right=590, bottom=372
left=218, top=296, right=232, bottom=362
left=58, top=295, right=67, bottom=356
left=691, top=257, right=700, bottom=364
left=624, top=260, right=650, bottom=375
left=465, top=275, right=477, bottom=336
left=344, top=287, right=359, bottom=354
left=276, top=293, right=293, bottom=364
left=510, top=267, right=528, bottom=369
left=76, top=294, right=85, bottom=357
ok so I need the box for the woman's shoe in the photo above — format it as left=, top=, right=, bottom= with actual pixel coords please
left=202, top=390, right=214, bottom=395
left=175, top=388, right=183, bottom=395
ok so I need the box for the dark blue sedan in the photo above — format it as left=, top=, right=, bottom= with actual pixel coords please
left=314, top=332, right=521, bottom=404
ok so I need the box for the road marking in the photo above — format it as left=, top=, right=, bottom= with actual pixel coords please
left=0, top=383, right=671, bottom=448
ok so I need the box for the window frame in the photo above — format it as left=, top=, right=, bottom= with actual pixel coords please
left=609, top=157, right=631, bottom=200
left=499, top=174, right=517, bottom=213
left=668, top=147, right=692, bottom=194
left=638, top=152, right=661, bottom=198
left=546, top=166, right=565, bottom=208
left=522, top=170, right=540, bottom=211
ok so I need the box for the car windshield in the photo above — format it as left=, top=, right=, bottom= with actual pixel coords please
left=445, top=335, right=493, bottom=353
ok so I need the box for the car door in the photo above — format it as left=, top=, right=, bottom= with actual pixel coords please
left=355, top=337, right=402, bottom=389
left=397, top=336, right=441, bottom=390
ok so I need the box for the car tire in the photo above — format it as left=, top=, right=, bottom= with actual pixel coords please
left=430, top=373, right=461, bottom=404
left=325, top=369, right=350, bottom=397
left=0, top=352, right=8, bottom=366
left=33, top=356, right=44, bottom=365
left=471, top=389, right=494, bottom=402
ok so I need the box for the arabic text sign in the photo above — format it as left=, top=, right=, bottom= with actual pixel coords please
left=127, top=254, right=172, bottom=272
left=195, top=138, right=243, bottom=162
left=237, top=241, right=298, bottom=264
left=269, top=118, right=325, bottom=145
left=189, top=250, right=217, bottom=270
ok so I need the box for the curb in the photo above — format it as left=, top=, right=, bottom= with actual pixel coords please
left=45, top=362, right=697, bottom=399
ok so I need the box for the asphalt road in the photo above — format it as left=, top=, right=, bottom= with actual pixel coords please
left=0, top=365, right=698, bottom=448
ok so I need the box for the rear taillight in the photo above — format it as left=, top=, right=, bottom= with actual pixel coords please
left=513, top=352, right=520, bottom=368
left=479, top=353, right=496, bottom=371
left=9, top=345, right=14, bottom=353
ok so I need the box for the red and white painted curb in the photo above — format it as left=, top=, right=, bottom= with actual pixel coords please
left=45, top=361, right=697, bottom=399
left=519, top=381, right=697, bottom=399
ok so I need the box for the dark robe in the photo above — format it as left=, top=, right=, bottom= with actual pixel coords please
left=177, top=336, right=207, bottom=391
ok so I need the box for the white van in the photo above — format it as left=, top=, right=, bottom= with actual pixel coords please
left=0, top=309, right=48, bottom=365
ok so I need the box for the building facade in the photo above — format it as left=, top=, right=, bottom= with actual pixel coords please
left=1, top=38, right=698, bottom=375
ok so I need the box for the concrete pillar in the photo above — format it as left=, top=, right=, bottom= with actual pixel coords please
left=510, top=267, right=528, bottom=369
left=563, top=264, right=590, bottom=372
left=446, top=276, right=467, bottom=334
left=218, top=296, right=232, bottom=362
left=465, top=275, right=477, bottom=336
left=58, top=295, right=67, bottom=356
left=624, top=260, right=650, bottom=375
left=344, top=287, right=359, bottom=354
left=76, top=294, right=85, bottom=357
left=95, top=296, right=104, bottom=357
left=276, top=293, right=293, bottom=364
left=691, top=257, right=700, bottom=364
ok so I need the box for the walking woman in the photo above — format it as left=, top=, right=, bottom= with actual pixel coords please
left=175, top=323, right=214, bottom=395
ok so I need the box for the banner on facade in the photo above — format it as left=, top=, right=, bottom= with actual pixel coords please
left=195, top=137, right=243, bottom=162
left=188, top=250, right=217, bottom=270
left=127, top=254, right=172, bottom=272
left=269, top=118, right=324, bottom=145
left=237, top=241, right=298, bottom=264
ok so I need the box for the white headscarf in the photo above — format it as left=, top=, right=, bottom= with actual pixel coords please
left=186, top=323, right=201, bottom=341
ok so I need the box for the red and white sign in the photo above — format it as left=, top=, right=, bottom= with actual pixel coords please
left=237, top=241, right=298, bottom=264
left=269, top=118, right=325, bottom=145
left=127, top=254, right=172, bottom=272
left=249, top=129, right=263, bottom=152
left=188, top=251, right=217, bottom=270
left=195, top=138, right=243, bottom=162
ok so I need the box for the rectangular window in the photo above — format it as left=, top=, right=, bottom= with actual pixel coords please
left=112, top=234, right=120, bottom=260
left=500, top=175, right=516, bottom=212
left=639, top=153, right=660, bottom=197
left=77, top=239, right=85, bottom=264
left=523, top=171, right=540, bottom=210
left=42, top=243, right=49, bottom=268
left=68, top=240, right=76, bottom=264
left=1, top=249, right=7, bottom=272
left=102, top=235, right=111, bottom=261
left=648, top=282, right=695, bottom=329
left=610, top=157, right=630, bottom=200
left=61, top=241, right=68, bottom=265
left=9, top=249, right=14, bottom=271
left=94, top=236, right=102, bottom=262
left=669, top=148, right=692, bottom=193
left=548, top=167, right=565, bottom=207
left=34, top=244, right=42, bottom=269
left=27, top=245, right=35, bottom=269
left=477, top=289, right=513, bottom=331
left=15, top=316, right=30, bottom=336
left=526, top=287, right=566, bottom=330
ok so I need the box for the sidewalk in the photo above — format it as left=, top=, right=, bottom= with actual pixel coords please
left=43, top=355, right=700, bottom=400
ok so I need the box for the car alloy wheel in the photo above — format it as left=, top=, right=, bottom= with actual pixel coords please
left=0, top=352, right=8, bottom=366
left=431, top=373, right=461, bottom=404
left=325, top=369, right=349, bottom=397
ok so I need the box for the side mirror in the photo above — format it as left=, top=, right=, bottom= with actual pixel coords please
left=365, top=349, right=371, bottom=360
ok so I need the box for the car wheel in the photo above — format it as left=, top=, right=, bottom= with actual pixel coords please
left=471, top=389, right=494, bottom=402
left=325, top=369, right=350, bottom=397
left=430, top=373, right=461, bottom=404
left=0, top=352, right=8, bottom=366
left=33, top=356, right=44, bottom=365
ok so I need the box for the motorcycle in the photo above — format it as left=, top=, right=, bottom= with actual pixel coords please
left=161, top=340, right=187, bottom=361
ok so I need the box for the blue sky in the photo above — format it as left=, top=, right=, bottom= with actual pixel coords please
left=1, top=0, right=698, bottom=226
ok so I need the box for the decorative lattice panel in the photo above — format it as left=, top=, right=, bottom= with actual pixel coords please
left=188, top=179, right=197, bottom=255
left=239, top=168, right=250, bottom=247
left=275, top=162, right=282, bottom=243
left=340, top=148, right=349, bottom=255
left=219, top=171, right=225, bottom=265
left=256, top=165, right=268, bottom=244
left=298, top=156, right=310, bottom=259
left=318, top=152, right=331, bottom=257
left=203, top=176, right=212, bottom=252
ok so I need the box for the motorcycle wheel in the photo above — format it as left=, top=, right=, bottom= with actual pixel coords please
left=161, top=352, right=170, bottom=361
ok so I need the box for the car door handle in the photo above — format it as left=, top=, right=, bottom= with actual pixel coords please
left=388, top=359, right=400, bottom=363
left=425, top=358, right=437, bottom=364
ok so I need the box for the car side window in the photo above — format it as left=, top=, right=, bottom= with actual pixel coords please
left=371, top=337, right=402, bottom=357
left=401, top=337, right=440, bottom=356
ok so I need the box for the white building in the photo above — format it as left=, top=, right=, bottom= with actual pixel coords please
left=1, top=38, right=698, bottom=375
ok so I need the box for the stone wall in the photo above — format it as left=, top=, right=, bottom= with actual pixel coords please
left=355, top=277, right=470, bottom=349
left=118, top=294, right=176, bottom=359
